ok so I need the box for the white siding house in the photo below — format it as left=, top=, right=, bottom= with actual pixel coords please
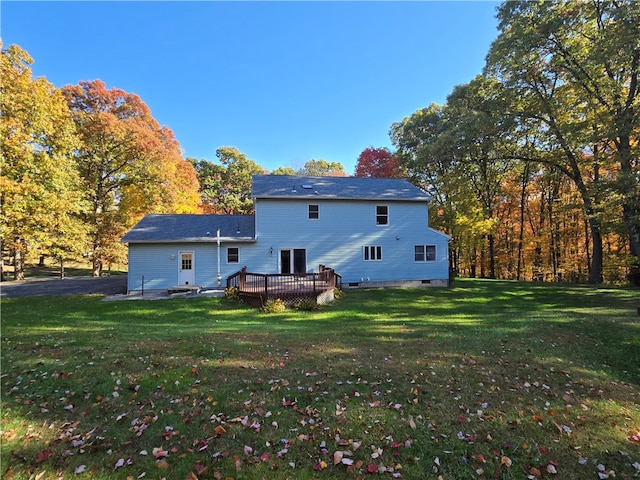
left=121, top=175, right=450, bottom=292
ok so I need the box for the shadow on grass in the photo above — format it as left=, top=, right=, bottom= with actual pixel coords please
left=2, top=278, right=639, bottom=480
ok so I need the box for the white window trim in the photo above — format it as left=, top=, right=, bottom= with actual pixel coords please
left=375, top=205, right=389, bottom=226
left=227, top=247, right=239, bottom=264
left=414, top=244, right=436, bottom=262
left=363, top=245, right=382, bottom=261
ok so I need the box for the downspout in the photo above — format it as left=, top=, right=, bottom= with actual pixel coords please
left=216, top=229, right=221, bottom=287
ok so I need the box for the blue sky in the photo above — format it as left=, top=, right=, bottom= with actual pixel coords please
left=2, top=1, right=500, bottom=174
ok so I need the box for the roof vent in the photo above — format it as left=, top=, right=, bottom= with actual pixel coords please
left=292, top=186, right=297, bottom=193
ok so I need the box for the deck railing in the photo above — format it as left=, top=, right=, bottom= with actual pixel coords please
left=226, top=265, right=342, bottom=297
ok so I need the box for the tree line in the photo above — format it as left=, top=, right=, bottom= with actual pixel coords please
left=2, top=1, right=638, bottom=284
left=0, top=43, right=353, bottom=280
left=390, top=1, right=639, bottom=285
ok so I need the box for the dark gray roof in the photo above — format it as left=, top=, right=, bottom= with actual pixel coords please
left=121, top=214, right=255, bottom=243
left=251, top=174, right=431, bottom=201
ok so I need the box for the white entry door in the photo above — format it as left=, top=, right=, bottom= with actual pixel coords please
left=178, top=251, right=195, bottom=286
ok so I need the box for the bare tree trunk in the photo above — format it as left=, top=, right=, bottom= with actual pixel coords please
left=516, top=165, right=530, bottom=281
left=488, top=233, right=496, bottom=279
left=13, top=242, right=25, bottom=281
left=92, top=255, right=102, bottom=277
left=589, top=220, right=604, bottom=284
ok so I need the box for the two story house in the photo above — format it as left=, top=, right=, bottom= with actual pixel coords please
left=121, top=174, right=450, bottom=292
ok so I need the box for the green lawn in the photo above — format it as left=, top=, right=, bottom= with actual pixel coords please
left=2, top=278, right=639, bottom=479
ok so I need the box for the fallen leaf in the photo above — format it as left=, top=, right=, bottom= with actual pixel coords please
left=152, top=447, right=168, bottom=458
left=528, top=466, right=541, bottom=477
left=35, top=449, right=53, bottom=463
left=194, top=461, right=207, bottom=475
left=628, top=429, right=640, bottom=444
left=408, top=415, right=417, bottom=430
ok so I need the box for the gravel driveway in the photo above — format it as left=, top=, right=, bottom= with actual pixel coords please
left=0, top=276, right=128, bottom=298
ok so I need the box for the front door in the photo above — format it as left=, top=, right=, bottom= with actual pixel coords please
left=280, top=249, right=306, bottom=274
left=178, top=251, right=195, bottom=285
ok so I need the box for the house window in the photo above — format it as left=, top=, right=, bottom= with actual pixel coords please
left=227, top=247, right=239, bottom=264
left=308, top=204, right=319, bottom=219
left=364, top=245, right=382, bottom=261
left=376, top=205, right=388, bottom=225
left=415, top=245, right=436, bottom=262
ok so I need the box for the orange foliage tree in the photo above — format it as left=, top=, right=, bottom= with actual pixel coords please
left=61, top=80, right=200, bottom=276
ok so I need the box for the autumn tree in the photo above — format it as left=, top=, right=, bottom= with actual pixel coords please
left=62, top=80, right=200, bottom=276
left=486, top=0, right=640, bottom=283
left=189, top=147, right=265, bottom=214
left=0, top=44, right=86, bottom=280
left=354, top=147, right=403, bottom=178
left=270, top=166, right=296, bottom=176
left=297, top=159, right=347, bottom=177
left=391, top=103, right=480, bottom=276
left=444, top=76, right=518, bottom=278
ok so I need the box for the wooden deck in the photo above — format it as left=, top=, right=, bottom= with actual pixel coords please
left=226, top=265, right=342, bottom=307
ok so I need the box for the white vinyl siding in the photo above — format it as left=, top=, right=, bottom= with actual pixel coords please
left=252, top=198, right=449, bottom=284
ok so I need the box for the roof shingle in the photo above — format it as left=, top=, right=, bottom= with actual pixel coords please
left=251, top=175, right=430, bottom=201
left=121, top=214, right=255, bottom=243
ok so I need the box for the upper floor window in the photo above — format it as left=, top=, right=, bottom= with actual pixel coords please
left=376, top=205, right=388, bottom=225
left=227, top=247, right=239, bottom=263
left=308, top=204, right=319, bottom=220
left=364, top=245, right=382, bottom=261
left=414, top=245, right=436, bottom=262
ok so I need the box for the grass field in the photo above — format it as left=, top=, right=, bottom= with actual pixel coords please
left=1, top=278, right=639, bottom=479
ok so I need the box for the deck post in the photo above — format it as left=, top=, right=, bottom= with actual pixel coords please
left=240, top=266, right=247, bottom=290
left=264, top=275, right=268, bottom=297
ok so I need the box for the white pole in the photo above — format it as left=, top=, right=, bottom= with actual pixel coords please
left=216, top=229, right=221, bottom=287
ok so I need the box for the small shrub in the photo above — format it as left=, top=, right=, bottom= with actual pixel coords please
left=261, top=298, right=287, bottom=313
left=333, top=288, right=345, bottom=300
left=224, top=287, right=240, bottom=301
left=295, top=298, right=321, bottom=311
